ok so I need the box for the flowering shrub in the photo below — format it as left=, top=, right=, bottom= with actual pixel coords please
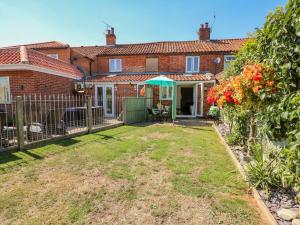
left=207, top=64, right=276, bottom=108
left=212, top=0, right=299, bottom=193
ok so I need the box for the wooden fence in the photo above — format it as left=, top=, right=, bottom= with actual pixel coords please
left=122, top=97, right=147, bottom=124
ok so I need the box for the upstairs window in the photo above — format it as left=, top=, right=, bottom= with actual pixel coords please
left=186, top=56, right=199, bottom=73
left=0, top=77, right=11, bottom=103
left=224, top=55, right=236, bottom=69
left=146, top=57, right=158, bottom=72
left=47, top=54, right=59, bottom=59
left=160, top=86, right=173, bottom=100
left=109, top=59, right=122, bottom=72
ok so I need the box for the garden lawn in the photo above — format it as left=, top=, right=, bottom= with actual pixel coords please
left=0, top=122, right=266, bottom=225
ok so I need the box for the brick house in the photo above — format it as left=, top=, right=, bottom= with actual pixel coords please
left=0, top=45, right=82, bottom=101
left=0, top=23, right=246, bottom=118
left=71, top=23, right=246, bottom=117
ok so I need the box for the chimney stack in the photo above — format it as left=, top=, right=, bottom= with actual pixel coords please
left=198, top=22, right=211, bottom=41
left=106, top=27, right=116, bottom=45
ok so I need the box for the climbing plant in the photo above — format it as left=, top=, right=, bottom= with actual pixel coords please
left=208, top=0, right=300, bottom=191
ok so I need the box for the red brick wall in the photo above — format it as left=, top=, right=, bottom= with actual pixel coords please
left=71, top=50, right=91, bottom=75
left=0, top=70, right=75, bottom=96
left=169, top=55, right=185, bottom=73
left=115, top=84, right=137, bottom=97
left=200, top=54, right=224, bottom=74
left=36, top=48, right=71, bottom=63
left=91, top=54, right=225, bottom=74
left=95, top=55, right=146, bottom=73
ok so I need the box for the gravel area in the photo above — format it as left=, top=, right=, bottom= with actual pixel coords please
left=216, top=123, right=299, bottom=225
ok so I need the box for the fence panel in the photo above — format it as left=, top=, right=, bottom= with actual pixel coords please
left=22, top=95, right=88, bottom=145
left=0, top=98, right=18, bottom=151
left=0, top=94, right=125, bottom=152
left=123, top=97, right=147, bottom=124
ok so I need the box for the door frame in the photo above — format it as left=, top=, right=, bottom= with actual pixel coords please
left=95, top=84, right=115, bottom=117
left=176, top=83, right=197, bottom=118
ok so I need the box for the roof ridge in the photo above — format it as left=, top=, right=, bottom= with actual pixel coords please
left=72, top=37, right=248, bottom=48
left=23, top=40, right=68, bottom=47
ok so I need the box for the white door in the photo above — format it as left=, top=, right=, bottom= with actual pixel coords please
left=95, top=85, right=115, bottom=117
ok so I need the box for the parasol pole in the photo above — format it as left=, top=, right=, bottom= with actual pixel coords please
left=160, top=80, right=162, bottom=109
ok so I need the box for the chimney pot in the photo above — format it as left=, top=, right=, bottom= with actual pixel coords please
left=105, top=27, right=116, bottom=45
left=198, top=22, right=211, bottom=41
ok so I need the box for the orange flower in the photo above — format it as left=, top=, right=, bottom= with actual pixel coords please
left=252, top=85, right=262, bottom=93
left=266, top=80, right=274, bottom=87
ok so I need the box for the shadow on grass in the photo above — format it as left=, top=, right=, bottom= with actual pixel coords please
left=127, top=122, right=155, bottom=127
left=0, top=137, right=83, bottom=173
left=55, top=138, right=81, bottom=147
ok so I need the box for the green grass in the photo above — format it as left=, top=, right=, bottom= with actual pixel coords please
left=0, top=123, right=262, bottom=225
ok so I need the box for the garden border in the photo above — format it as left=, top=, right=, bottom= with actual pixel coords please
left=212, top=123, right=278, bottom=225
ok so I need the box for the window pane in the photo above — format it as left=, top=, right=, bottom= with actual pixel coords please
left=116, top=59, right=121, bottom=71
left=109, top=60, right=114, bottom=72
left=47, top=54, right=58, bottom=59
left=161, top=86, right=167, bottom=99
left=193, top=57, right=199, bottom=72
left=97, top=87, right=103, bottom=106
left=0, top=77, right=10, bottom=103
left=106, top=87, right=113, bottom=114
left=187, top=57, right=192, bottom=72
left=224, top=55, right=236, bottom=69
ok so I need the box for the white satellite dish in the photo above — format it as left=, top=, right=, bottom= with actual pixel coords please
left=213, top=57, right=221, bottom=64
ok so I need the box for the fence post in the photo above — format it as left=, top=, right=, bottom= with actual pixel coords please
left=122, top=97, right=127, bottom=124
left=16, top=96, right=24, bottom=150
left=87, top=96, right=93, bottom=133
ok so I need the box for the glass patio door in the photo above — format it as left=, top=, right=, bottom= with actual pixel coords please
left=95, top=85, right=115, bottom=117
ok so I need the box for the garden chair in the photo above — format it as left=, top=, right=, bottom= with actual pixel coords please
left=161, top=106, right=172, bottom=122
left=147, top=108, right=160, bottom=121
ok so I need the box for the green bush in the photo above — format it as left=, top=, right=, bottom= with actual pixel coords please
left=226, top=131, right=244, bottom=146
left=249, top=142, right=263, bottom=162
left=246, top=160, right=280, bottom=194
left=207, top=106, right=219, bottom=119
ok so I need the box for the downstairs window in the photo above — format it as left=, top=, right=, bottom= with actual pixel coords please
left=0, top=77, right=11, bottom=103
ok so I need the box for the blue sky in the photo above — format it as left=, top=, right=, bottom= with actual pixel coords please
left=0, top=0, right=287, bottom=47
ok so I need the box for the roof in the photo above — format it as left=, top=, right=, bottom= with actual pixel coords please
left=215, top=71, right=224, bottom=82
left=0, top=46, right=82, bottom=79
left=86, top=73, right=213, bottom=83
left=72, top=38, right=248, bottom=59
left=8, top=41, right=69, bottom=50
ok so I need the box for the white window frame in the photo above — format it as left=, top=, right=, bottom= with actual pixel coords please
left=185, top=56, right=200, bottom=73
left=224, top=55, right=236, bottom=69
left=47, top=54, right=59, bottom=59
left=160, top=86, right=173, bottom=100
left=109, top=59, right=122, bottom=72
left=136, top=84, right=145, bottom=97
left=0, top=77, right=11, bottom=104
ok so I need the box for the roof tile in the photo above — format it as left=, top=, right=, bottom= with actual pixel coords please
left=87, top=73, right=212, bottom=82
left=72, top=38, right=248, bottom=59
left=0, top=47, right=82, bottom=79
